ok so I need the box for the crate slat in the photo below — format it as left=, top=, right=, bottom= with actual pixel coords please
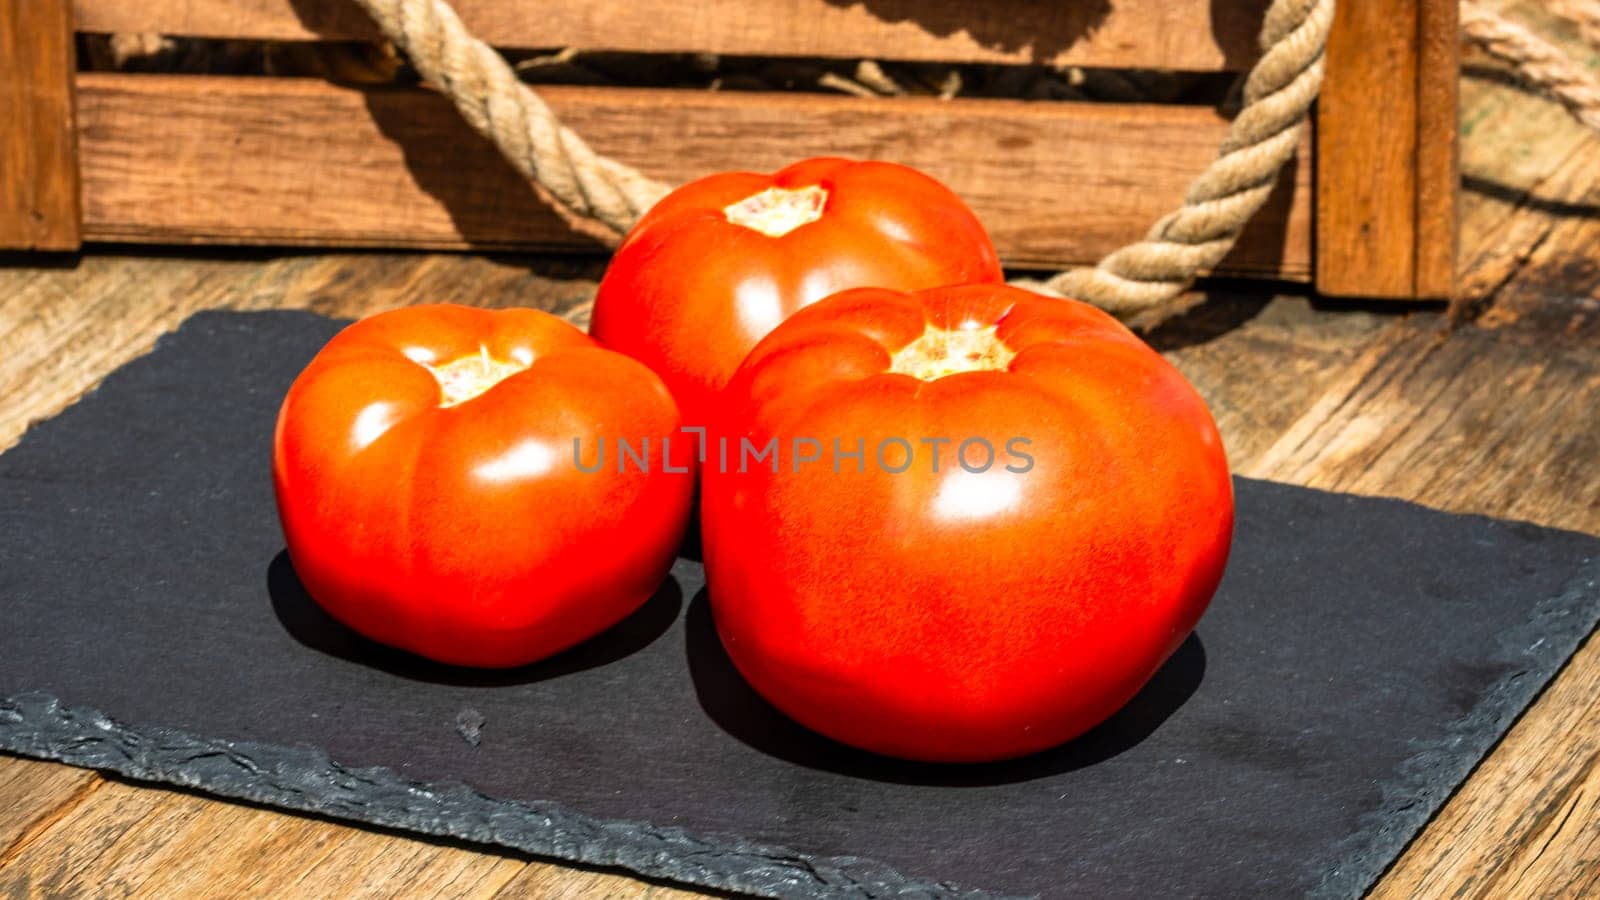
left=1414, top=0, right=1459, bottom=299
left=2, top=0, right=81, bottom=251
left=74, top=73, right=1311, bottom=277
left=71, top=0, right=1270, bottom=72
left=1315, top=0, right=1458, bottom=299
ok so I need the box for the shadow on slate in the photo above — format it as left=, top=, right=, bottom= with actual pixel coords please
left=2, top=310, right=1598, bottom=898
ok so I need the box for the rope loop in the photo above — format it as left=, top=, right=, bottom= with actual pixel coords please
left=350, top=0, right=1600, bottom=318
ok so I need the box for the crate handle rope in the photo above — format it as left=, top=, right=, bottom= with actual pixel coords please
left=346, top=0, right=1600, bottom=317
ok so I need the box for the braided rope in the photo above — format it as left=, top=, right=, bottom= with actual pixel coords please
left=350, top=0, right=669, bottom=245
left=1463, top=1, right=1600, bottom=133
left=1029, top=0, right=1334, bottom=314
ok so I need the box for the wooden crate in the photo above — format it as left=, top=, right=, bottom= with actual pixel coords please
left=1, top=0, right=1458, bottom=299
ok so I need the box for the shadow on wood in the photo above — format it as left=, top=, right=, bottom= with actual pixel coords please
left=817, top=0, right=1112, bottom=63
left=1217, top=151, right=1299, bottom=278
left=1462, top=174, right=1600, bottom=220
left=356, top=87, right=603, bottom=251
left=283, top=0, right=382, bottom=40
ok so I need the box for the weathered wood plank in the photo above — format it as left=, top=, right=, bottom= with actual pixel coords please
left=0, top=776, right=193, bottom=896
left=0, top=776, right=528, bottom=898
left=0, top=756, right=101, bottom=866
left=1243, top=314, right=1600, bottom=531
left=1314, top=0, right=1422, bottom=298
left=70, top=0, right=1270, bottom=72
left=1154, top=295, right=1394, bottom=469
left=0, top=251, right=600, bottom=452
left=1455, top=69, right=1599, bottom=307
left=490, top=860, right=703, bottom=899
left=1414, top=0, right=1460, bottom=299
left=0, top=0, right=81, bottom=250
left=72, top=74, right=1313, bottom=278
left=1454, top=0, right=1600, bottom=312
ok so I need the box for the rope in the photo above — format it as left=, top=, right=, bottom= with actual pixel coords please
left=1463, top=1, right=1600, bottom=133
left=346, top=0, right=1600, bottom=317
left=348, top=0, right=669, bottom=246
left=1028, top=0, right=1333, bottom=314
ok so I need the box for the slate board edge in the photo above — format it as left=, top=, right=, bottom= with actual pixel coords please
left=5, top=558, right=1598, bottom=900
left=1313, top=553, right=1600, bottom=898
left=0, top=690, right=1001, bottom=900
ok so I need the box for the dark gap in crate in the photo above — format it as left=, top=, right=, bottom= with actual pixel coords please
left=75, top=35, right=1240, bottom=107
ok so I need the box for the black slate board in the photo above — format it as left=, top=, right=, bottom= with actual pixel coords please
left=2, top=310, right=1598, bottom=899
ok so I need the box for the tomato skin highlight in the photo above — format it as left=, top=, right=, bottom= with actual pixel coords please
left=589, top=158, right=1003, bottom=427
left=700, top=284, right=1234, bottom=762
left=273, top=304, right=693, bottom=669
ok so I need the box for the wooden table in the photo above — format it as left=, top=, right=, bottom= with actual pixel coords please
left=3, top=11, right=1599, bottom=899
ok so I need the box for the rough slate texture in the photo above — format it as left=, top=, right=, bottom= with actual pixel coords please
left=1, top=311, right=1598, bottom=899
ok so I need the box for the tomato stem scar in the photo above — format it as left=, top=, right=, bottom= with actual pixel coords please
left=424, top=345, right=528, bottom=406
left=889, top=322, right=1016, bottom=381
left=723, top=185, right=829, bottom=238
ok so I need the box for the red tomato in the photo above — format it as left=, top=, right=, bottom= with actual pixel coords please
left=273, top=304, right=693, bottom=668
left=589, top=158, right=1003, bottom=426
left=700, top=284, right=1233, bottom=762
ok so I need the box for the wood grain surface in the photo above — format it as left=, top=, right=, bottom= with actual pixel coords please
left=1416, top=0, right=1462, bottom=301
left=72, top=73, right=1314, bottom=278
left=70, top=0, right=1271, bottom=72
left=1314, top=0, right=1460, bottom=299
left=0, top=0, right=80, bottom=251
left=2, top=3, right=1599, bottom=895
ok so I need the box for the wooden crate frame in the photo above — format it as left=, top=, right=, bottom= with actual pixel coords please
left=1, top=0, right=1458, bottom=299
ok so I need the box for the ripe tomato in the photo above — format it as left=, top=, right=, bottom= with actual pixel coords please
left=700, top=284, right=1233, bottom=762
left=589, top=158, right=1003, bottom=427
left=273, top=304, right=693, bottom=668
